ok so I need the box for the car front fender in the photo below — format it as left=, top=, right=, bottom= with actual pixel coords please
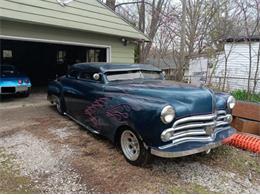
left=104, top=93, right=171, bottom=146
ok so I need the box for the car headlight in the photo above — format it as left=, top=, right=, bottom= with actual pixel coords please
left=227, top=96, right=236, bottom=109
left=161, top=105, right=175, bottom=124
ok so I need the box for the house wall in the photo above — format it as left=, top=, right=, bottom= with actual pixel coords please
left=214, top=42, right=259, bottom=92
left=1, top=20, right=136, bottom=63
left=188, top=42, right=260, bottom=92
left=0, top=0, right=148, bottom=40
left=187, top=56, right=208, bottom=85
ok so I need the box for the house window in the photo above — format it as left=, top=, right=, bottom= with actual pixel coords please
left=57, top=50, right=66, bottom=64
left=3, top=50, right=13, bottom=59
left=87, top=49, right=104, bottom=62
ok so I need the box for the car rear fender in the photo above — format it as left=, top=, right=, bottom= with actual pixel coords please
left=47, top=80, right=63, bottom=97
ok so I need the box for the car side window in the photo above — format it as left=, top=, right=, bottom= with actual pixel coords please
left=68, top=70, right=78, bottom=79
left=79, top=72, right=92, bottom=80
left=79, top=72, right=101, bottom=82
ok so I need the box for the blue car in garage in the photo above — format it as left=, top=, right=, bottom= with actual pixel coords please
left=48, top=63, right=236, bottom=166
left=0, top=64, right=31, bottom=96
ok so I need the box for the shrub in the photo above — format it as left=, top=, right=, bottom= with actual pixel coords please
left=231, top=89, right=260, bottom=103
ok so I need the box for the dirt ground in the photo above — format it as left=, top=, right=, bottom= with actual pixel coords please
left=0, top=88, right=48, bottom=110
left=0, top=96, right=260, bottom=193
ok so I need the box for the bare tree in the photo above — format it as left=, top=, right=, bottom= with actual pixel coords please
left=109, top=0, right=259, bottom=89
left=176, top=0, right=231, bottom=81
left=149, top=5, right=179, bottom=78
left=239, top=1, right=253, bottom=94
left=114, top=0, right=171, bottom=63
left=235, top=0, right=260, bottom=94
left=177, top=0, right=187, bottom=81
left=252, top=0, right=260, bottom=93
left=253, top=39, right=260, bottom=93
left=106, top=0, right=116, bottom=10
left=222, top=42, right=234, bottom=91
left=184, top=1, right=219, bottom=55
left=140, top=0, right=171, bottom=63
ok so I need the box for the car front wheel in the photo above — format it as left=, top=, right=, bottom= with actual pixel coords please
left=120, top=129, right=151, bottom=166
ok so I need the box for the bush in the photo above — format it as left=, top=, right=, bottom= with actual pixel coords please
left=231, top=89, right=260, bottom=103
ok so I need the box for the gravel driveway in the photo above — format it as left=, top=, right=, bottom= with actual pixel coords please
left=0, top=102, right=259, bottom=193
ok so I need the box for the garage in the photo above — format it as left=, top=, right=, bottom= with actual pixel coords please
left=0, top=0, right=149, bottom=87
left=1, top=38, right=107, bottom=86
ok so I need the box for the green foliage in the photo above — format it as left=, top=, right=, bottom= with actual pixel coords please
left=231, top=89, right=260, bottom=103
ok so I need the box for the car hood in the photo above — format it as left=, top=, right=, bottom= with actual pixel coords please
left=106, top=80, right=215, bottom=118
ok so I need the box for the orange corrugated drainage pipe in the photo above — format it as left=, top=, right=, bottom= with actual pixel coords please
left=223, top=133, right=260, bottom=153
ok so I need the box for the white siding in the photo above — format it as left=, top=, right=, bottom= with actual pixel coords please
left=188, top=42, right=260, bottom=92
left=215, top=42, right=260, bottom=92
left=188, top=56, right=208, bottom=85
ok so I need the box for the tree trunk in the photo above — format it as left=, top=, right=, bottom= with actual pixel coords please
left=222, top=43, right=234, bottom=91
left=138, top=0, right=146, bottom=63
left=247, top=40, right=252, bottom=94
left=177, top=0, right=187, bottom=81
left=222, top=57, right=228, bottom=91
left=252, top=42, right=260, bottom=93
left=114, top=0, right=167, bottom=64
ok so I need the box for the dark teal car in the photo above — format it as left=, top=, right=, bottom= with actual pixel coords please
left=0, top=64, right=31, bottom=96
left=47, top=63, right=236, bottom=166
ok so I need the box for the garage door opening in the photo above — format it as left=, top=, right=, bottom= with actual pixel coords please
left=0, top=39, right=108, bottom=86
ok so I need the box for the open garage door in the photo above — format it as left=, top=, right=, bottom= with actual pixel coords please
left=0, top=39, right=108, bottom=86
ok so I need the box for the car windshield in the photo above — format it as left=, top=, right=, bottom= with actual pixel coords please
left=106, top=70, right=162, bottom=82
left=0, top=65, right=19, bottom=77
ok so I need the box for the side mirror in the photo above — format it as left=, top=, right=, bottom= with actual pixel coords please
left=93, top=73, right=100, bottom=81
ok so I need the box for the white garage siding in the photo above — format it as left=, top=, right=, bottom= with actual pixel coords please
left=215, top=42, right=260, bottom=92
left=188, top=42, right=260, bottom=93
left=187, top=56, right=208, bottom=85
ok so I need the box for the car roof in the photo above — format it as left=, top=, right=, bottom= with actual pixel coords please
left=71, top=63, right=161, bottom=73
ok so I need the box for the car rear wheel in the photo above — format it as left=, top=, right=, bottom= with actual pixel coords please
left=55, top=97, right=65, bottom=115
left=21, top=90, right=30, bottom=97
left=120, top=129, right=151, bottom=166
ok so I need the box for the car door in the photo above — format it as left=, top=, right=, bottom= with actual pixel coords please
left=71, top=70, right=106, bottom=132
left=62, top=70, right=81, bottom=115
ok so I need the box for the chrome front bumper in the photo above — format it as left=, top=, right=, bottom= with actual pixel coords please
left=151, top=126, right=236, bottom=158
left=151, top=141, right=223, bottom=158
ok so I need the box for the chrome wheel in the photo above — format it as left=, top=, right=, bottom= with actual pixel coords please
left=120, top=130, right=140, bottom=161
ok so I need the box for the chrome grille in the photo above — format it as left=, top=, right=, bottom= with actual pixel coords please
left=160, top=110, right=232, bottom=148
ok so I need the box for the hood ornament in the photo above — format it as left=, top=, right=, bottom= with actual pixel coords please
left=57, top=0, right=74, bottom=6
